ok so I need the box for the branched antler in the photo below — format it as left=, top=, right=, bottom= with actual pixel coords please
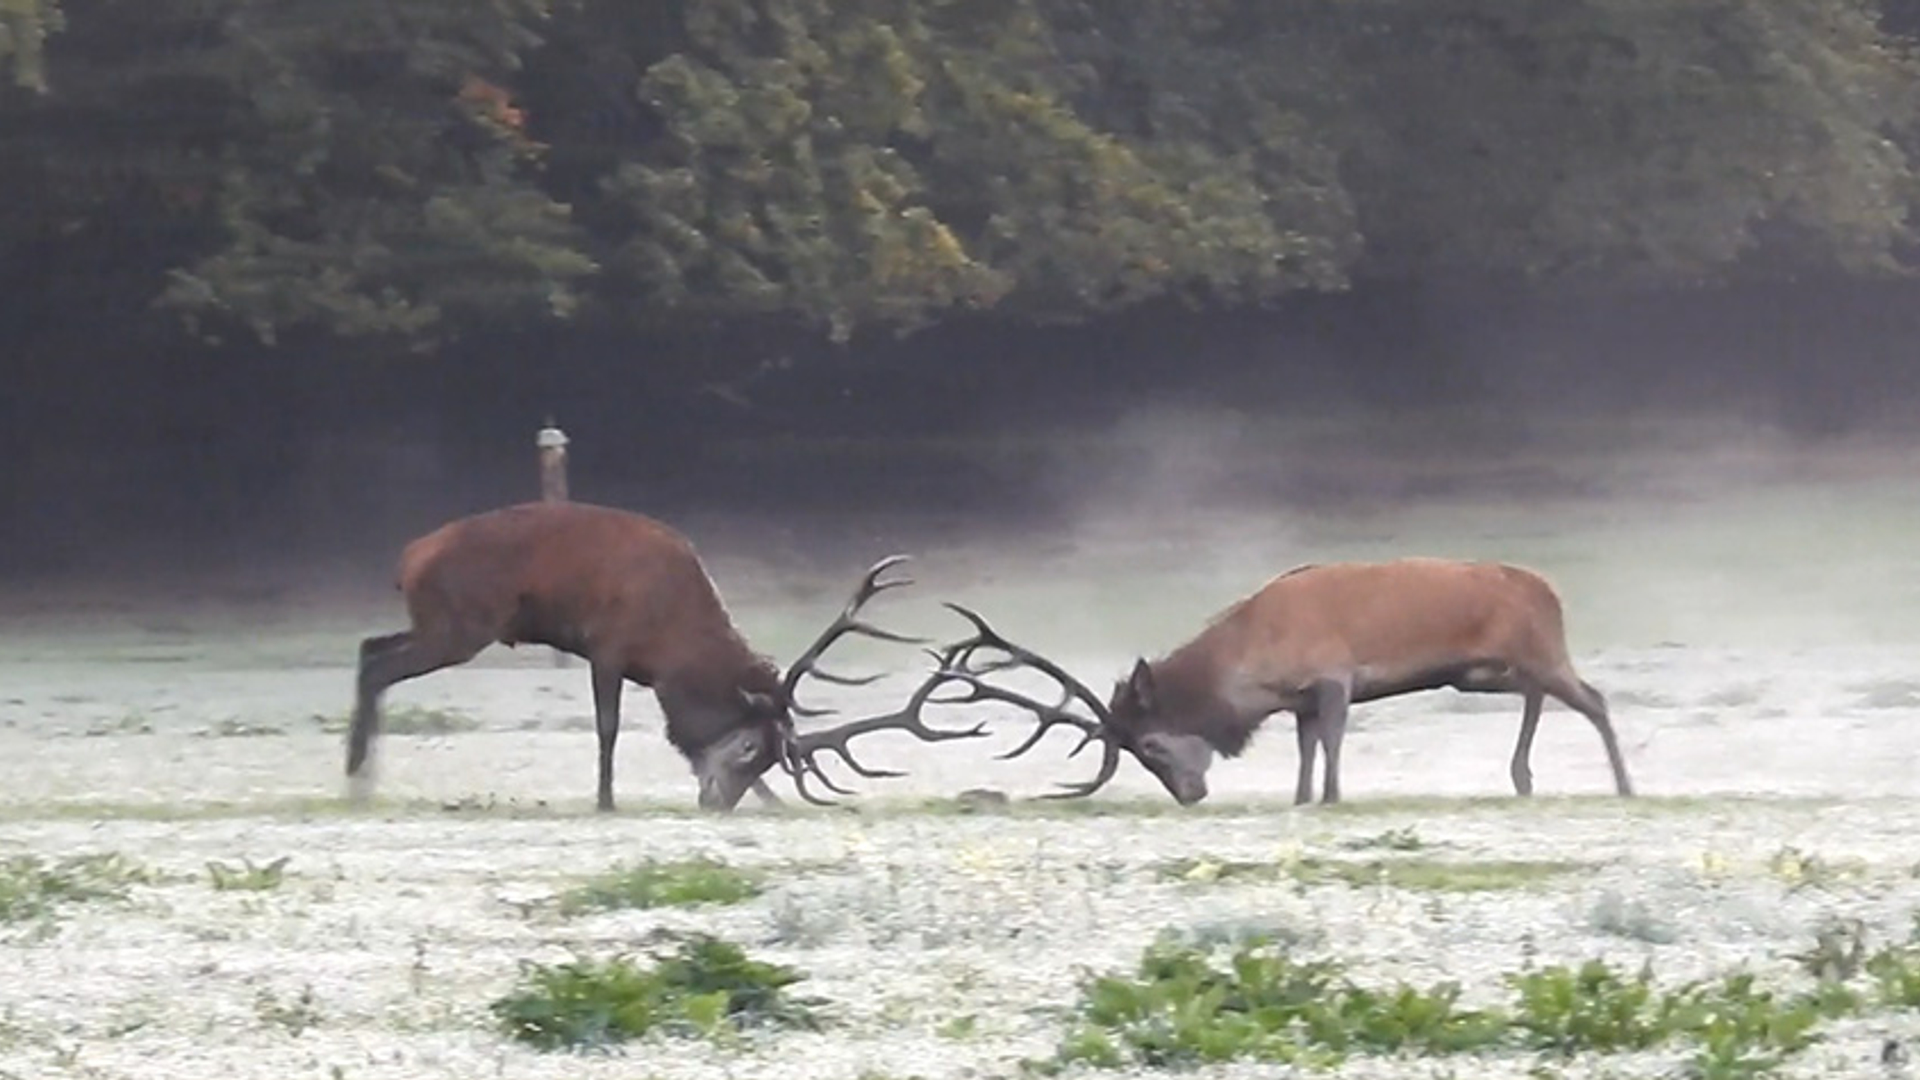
left=929, top=603, right=1126, bottom=799
left=780, top=554, right=928, bottom=718
left=772, top=558, right=991, bottom=805
left=782, top=657, right=989, bottom=805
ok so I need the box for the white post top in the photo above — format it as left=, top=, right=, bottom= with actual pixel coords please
left=536, top=424, right=569, bottom=450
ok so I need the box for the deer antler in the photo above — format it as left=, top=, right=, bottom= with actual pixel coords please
left=780, top=554, right=928, bottom=718
left=773, top=558, right=990, bottom=804
left=931, top=603, right=1125, bottom=799
left=781, top=653, right=990, bottom=804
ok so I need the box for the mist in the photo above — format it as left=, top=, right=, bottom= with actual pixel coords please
left=3, top=277, right=1917, bottom=662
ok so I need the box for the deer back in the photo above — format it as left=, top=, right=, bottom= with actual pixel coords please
left=397, top=502, right=767, bottom=684
left=1194, top=558, right=1571, bottom=691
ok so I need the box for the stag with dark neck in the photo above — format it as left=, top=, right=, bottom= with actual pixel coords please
left=346, top=501, right=988, bottom=812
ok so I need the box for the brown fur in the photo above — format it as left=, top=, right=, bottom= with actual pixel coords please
left=1116, top=557, right=1632, bottom=804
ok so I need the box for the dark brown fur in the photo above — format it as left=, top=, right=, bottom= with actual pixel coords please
left=346, top=501, right=795, bottom=811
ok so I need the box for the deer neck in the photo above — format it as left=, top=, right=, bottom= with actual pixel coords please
left=653, top=649, right=778, bottom=759
left=1153, top=647, right=1265, bottom=759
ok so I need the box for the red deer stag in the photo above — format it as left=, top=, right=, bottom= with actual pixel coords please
left=931, top=558, right=1635, bottom=806
left=345, top=501, right=987, bottom=811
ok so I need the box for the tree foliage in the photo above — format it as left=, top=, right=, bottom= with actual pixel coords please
left=1, top=0, right=1916, bottom=351
left=1334, top=0, right=1920, bottom=282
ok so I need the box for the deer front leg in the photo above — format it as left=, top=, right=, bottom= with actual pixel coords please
left=1292, top=707, right=1320, bottom=805
left=590, top=663, right=624, bottom=812
left=1312, top=678, right=1353, bottom=805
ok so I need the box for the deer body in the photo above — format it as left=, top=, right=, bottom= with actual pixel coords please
left=347, top=501, right=979, bottom=811
left=946, top=558, right=1634, bottom=807
left=1113, top=558, right=1633, bottom=805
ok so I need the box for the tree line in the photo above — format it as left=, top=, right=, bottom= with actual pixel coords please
left=2, top=0, right=1916, bottom=355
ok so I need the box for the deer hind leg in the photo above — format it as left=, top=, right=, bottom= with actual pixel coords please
left=1445, top=665, right=1538, bottom=797
left=1312, top=678, right=1353, bottom=806
left=347, top=629, right=483, bottom=791
left=1511, top=691, right=1544, bottom=796
left=1543, top=671, right=1635, bottom=797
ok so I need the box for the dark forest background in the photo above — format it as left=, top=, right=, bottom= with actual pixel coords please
left=3, top=0, right=1920, bottom=581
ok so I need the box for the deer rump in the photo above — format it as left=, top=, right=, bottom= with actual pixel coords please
left=921, top=557, right=1636, bottom=806
left=345, top=501, right=986, bottom=812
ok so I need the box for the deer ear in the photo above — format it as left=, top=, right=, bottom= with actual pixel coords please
left=1127, top=659, right=1157, bottom=712
left=740, top=689, right=781, bottom=717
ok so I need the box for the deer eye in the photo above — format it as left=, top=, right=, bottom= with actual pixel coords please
left=732, top=733, right=764, bottom=764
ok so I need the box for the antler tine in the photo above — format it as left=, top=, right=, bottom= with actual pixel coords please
left=925, top=668, right=1102, bottom=761
left=937, top=603, right=1116, bottom=722
left=777, top=740, right=855, bottom=806
left=931, top=601, right=1127, bottom=801
left=785, top=666, right=992, bottom=799
left=781, top=554, right=933, bottom=719
left=1039, top=737, right=1123, bottom=799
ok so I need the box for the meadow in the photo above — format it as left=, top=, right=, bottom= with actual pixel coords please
left=3, top=412, right=1919, bottom=1079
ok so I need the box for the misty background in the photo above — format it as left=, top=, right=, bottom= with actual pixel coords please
left=5, top=279, right=1916, bottom=599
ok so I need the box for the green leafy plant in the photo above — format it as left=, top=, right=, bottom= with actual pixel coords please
left=1865, top=933, right=1920, bottom=1009
left=1045, top=925, right=1902, bottom=1074
left=1507, top=960, right=1674, bottom=1055
left=490, top=932, right=823, bottom=1050
left=1049, top=934, right=1501, bottom=1070
left=555, top=857, right=763, bottom=915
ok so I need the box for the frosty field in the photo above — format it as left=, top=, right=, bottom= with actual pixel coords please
left=3, top=422, right=1920, bottom=1079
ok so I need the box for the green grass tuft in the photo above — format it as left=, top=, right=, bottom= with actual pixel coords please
left=311, top=704, right=481, bottom=736
left=556, top=857, right=763, bottom=915
left=1160, top=854, right=1582, bottom=892
left=0, top=853, right=153, bottom=925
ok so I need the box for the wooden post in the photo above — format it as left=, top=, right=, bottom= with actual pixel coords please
left=539, top=417, right=571, bottom=667
left=537, top=416, right=569, bottom=503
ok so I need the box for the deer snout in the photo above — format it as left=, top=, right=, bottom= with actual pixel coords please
left=1169, top=776, right=1209, bottom=806
left=697, top=775, right=746, bottom=813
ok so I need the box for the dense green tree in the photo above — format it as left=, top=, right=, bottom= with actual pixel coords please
left=154, top=0, right=597, bottom=347
left=578, top=0, right=1356, bottom=341
left=1332, top=0, right=1920, bottom=282
left=0, top=0, right=1915, bottom=352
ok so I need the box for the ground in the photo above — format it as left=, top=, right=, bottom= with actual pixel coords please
left=2, top=417, right=1918, bottom=1079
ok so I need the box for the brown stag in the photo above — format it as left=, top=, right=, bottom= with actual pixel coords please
left=345, top=501, right=987, bottom=811
left=931, top=557, right=1635, bottom=806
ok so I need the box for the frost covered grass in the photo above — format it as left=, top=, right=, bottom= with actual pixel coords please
left=5, top=789, right=1920, bottom=1079
left=1, top=434, right=1917, bottom=1077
